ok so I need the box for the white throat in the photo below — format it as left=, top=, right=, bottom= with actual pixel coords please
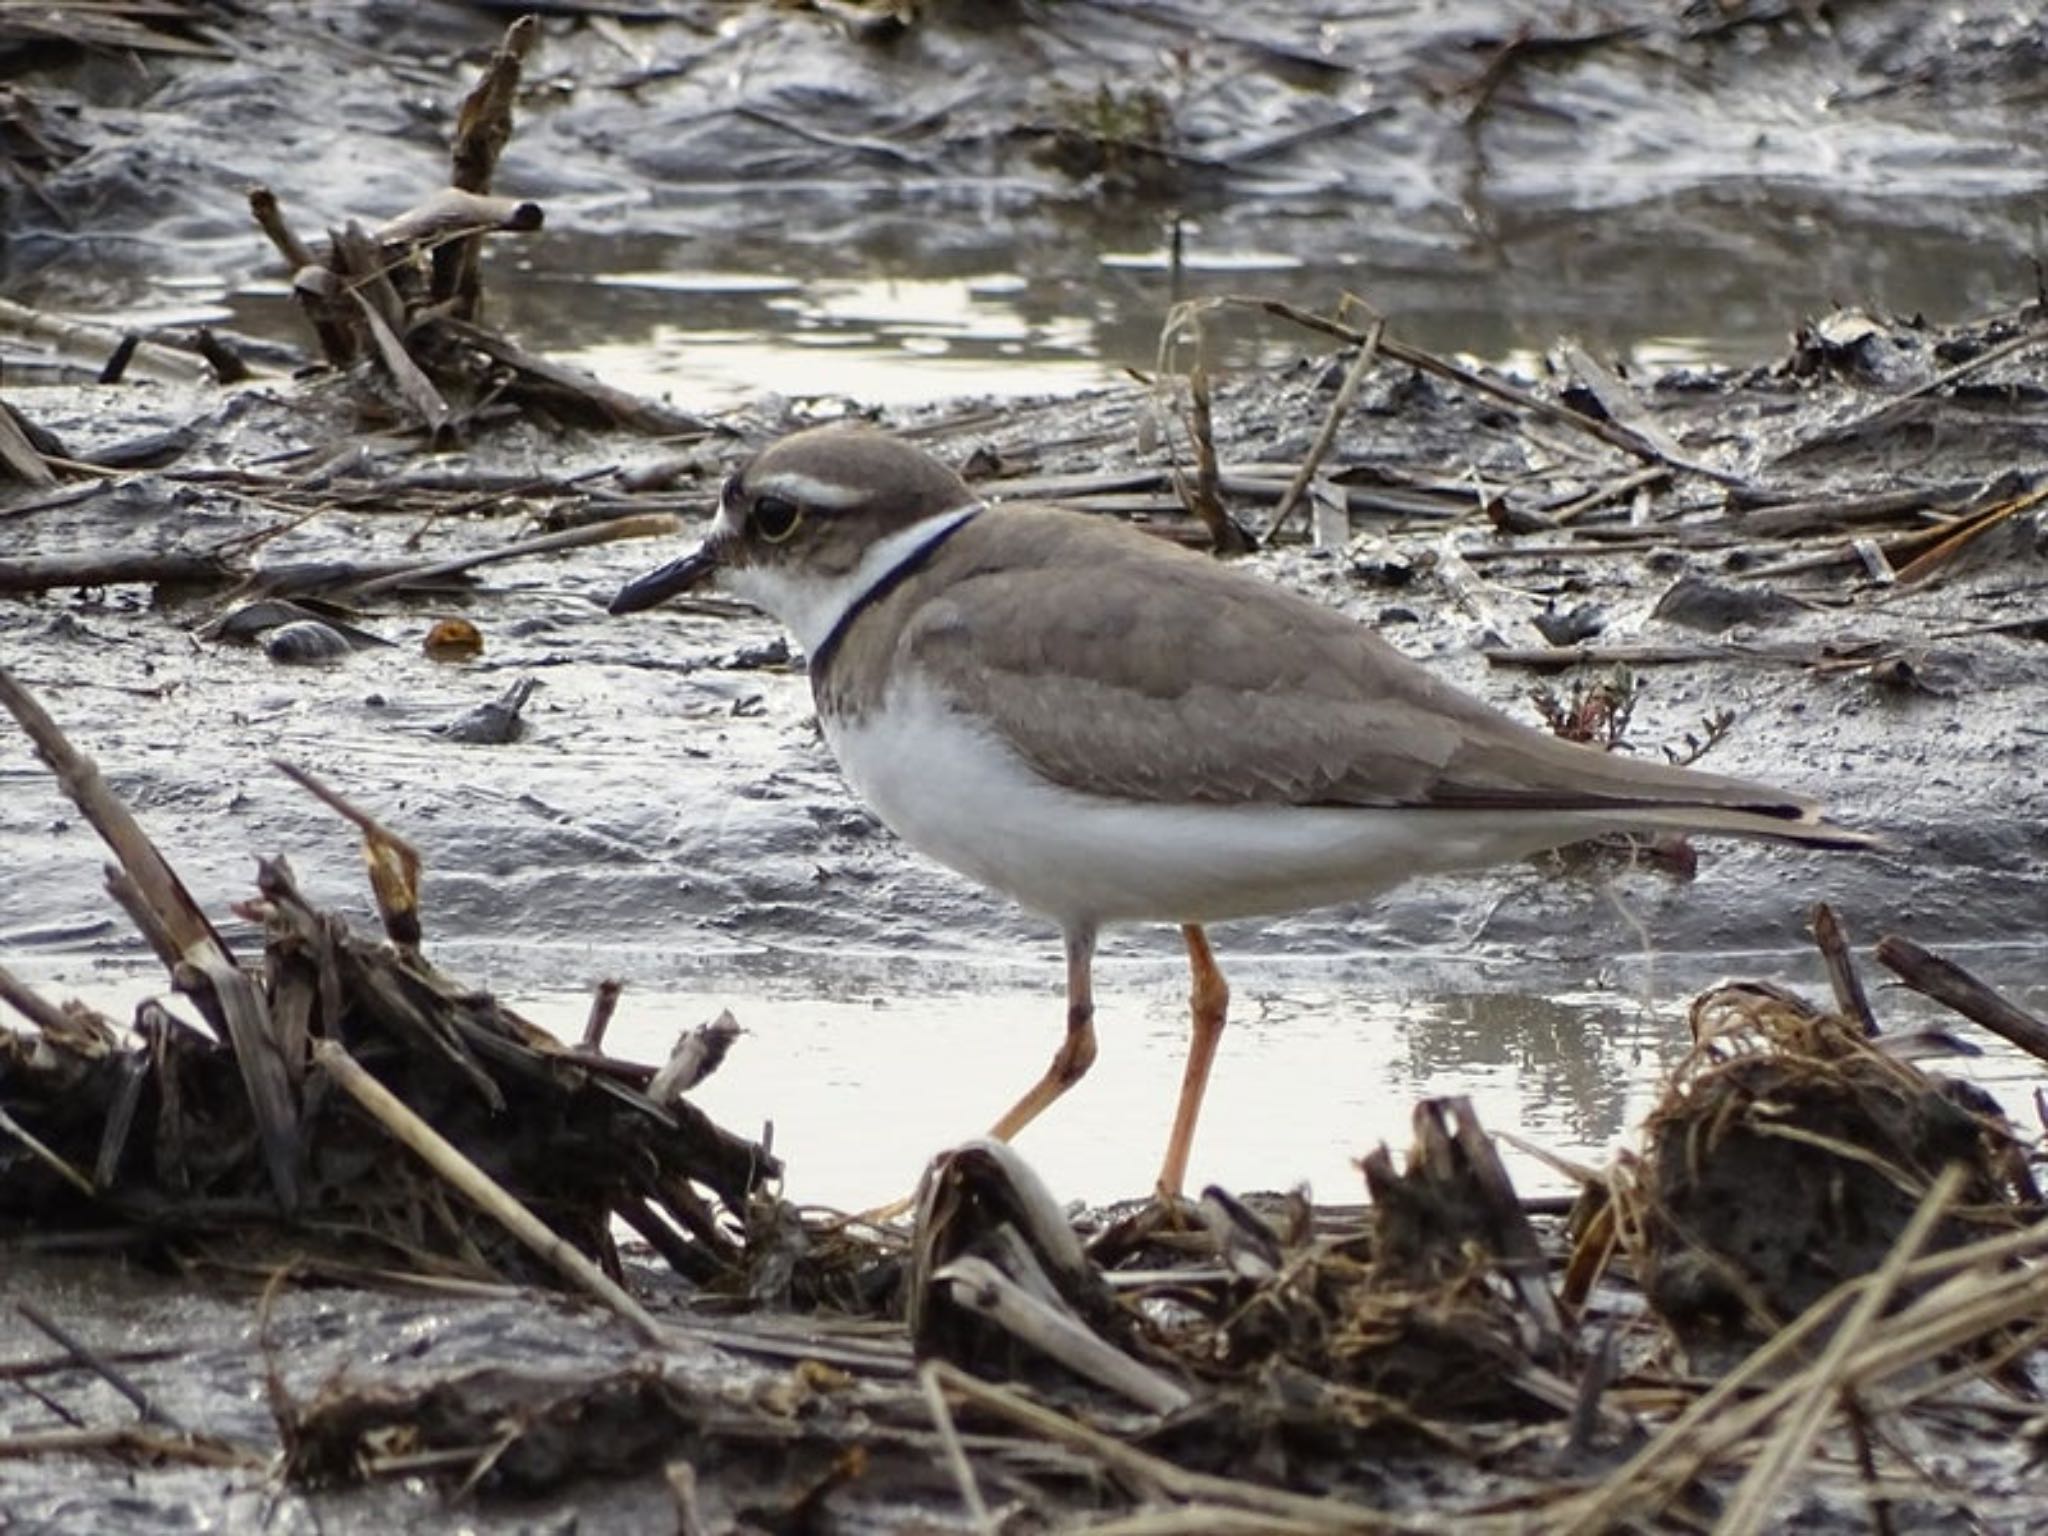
left=724, top=504, right=982, bottom=657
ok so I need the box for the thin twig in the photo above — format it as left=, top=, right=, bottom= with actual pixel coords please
left=1267, top=314, right=1384, bottom=541
left=14, top=1302, right=186, bottom=1431
left=1810, top=902, right=1878, bottom=1036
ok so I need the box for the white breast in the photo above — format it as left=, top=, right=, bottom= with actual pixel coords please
left=823, top=677, right=1626, bottom=927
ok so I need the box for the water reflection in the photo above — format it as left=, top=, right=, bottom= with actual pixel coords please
left=21, top=960, right=2042, bottom=1215
left=200, top=183, right=2041, bottom=412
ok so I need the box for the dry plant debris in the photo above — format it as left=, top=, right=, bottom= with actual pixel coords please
left=244, top=14, right=704, bottom=440
left=5, top=641, right=2046, bottom=1527
left=1622, top=980, right=2035, bottom=1338
left=0, top=664, right=777, bottom=1297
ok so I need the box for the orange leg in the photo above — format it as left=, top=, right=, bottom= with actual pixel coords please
left=1157, top=923, right=1230, bottom=1199
left=987, top=924, right=1099, bottom=1143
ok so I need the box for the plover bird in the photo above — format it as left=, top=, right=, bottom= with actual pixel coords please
left=611, top=425, right=1875, bottom=1197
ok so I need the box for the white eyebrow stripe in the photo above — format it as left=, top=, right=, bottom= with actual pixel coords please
left=752, top=470, right=871, bottom=510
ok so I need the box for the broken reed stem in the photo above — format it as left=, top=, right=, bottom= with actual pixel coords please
left=0, top=665, right=301, bottom=1209
left=581, top=978, right=623, bottom=1051
left=311, top=1038, right=666, bottom=1346
left=1892, top=485, right=2047, bottom=585
left=917, top=1362, right=996, bottom=1536
left=271, top=759, right=423, bottom=948
left=0, top=1107, right=96, bottom=1198
left=0, top=667, right=226, bottom=969
left=1809, top=902, right=1877, bottom=1035
left=0, top=962, right=74, bottom=1036
left=1268, top=314, right=1383, bottom=542
left=339, top=511, right=684, bottom=597
left=15, top=1299, right=185, bottom=1430
left=1550, top=463, right=1668, bottom=525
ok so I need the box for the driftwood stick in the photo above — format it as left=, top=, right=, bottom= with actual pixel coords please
left=1873, top=935, right=2048, bottom=1067
left=1169, top=362, right=1251, bottom=555
left=1479, top=641, right=1813, bottom=670
left=579, top=978, right=623, bottom=1052
left=1550, top=464, right=1668, bottom=525
left=451, top=15, right=537, bottom=195
left=246, top=185, right=318, bottom=273
left=350, top=290, right=453, bottom=438
left=1553, top=339, right=1691, bottom=466
left=437, top=15, right=538, bottom=316
left=0, top=297, right=214, bottom=386
left=312, top=1037, right=667, bottom=1346
left=0, top=551, right=239, bottom=594
left=373, top=189, right=542, bottom=248
left=1733, top=478, right=1993, bottom=538
left=644, top=1010, right=741, bottom=1105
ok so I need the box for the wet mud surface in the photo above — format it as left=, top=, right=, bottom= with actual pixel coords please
left=4, top=334, right=2044, bottom=988
left=4, top=3, right=2048, bottom=1532
left=6, top=2, right=2046, bottom=394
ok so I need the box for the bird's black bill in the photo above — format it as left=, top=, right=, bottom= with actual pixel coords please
left=608, top=544, right=721, bottom=615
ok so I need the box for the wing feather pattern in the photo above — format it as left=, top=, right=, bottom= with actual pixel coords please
left=895, top=509, right=1829, bottom=825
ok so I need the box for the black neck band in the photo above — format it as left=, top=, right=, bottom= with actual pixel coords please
left=809, top=508, right=982, bottom=679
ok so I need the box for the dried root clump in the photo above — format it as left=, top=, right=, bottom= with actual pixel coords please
left=1621, top=981, right=2033, bottom=1338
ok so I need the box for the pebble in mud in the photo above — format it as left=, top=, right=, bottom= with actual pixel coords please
left=263, top=619, right=353, bottom=663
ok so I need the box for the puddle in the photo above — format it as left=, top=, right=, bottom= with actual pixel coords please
left=9, top=3, right=2042, bottom=408
left=167, top=186, right=2038, bottom=413
left=28, top=955, right=2048, bottom=1213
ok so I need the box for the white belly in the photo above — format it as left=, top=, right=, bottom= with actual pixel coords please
left=822, top=681, right=1622, bottom=927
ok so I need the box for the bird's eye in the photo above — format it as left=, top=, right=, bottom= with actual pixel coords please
left=752, top=494, right=802, bottom=543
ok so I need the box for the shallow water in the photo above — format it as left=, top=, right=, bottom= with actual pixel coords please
left=185, top=184, right=2039, bottom=413
left=31, top=949, right=2047, bottom=1212
left=12, top=2, right=2044, bottom=410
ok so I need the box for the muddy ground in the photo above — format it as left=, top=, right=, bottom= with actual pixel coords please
left=3, top=1, right=2048, bottom=1532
